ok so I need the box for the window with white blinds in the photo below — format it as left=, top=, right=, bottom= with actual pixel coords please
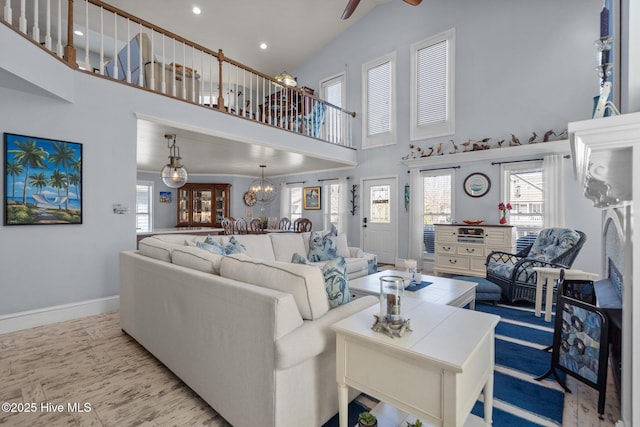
left=362, top=52, right=396, bottom=148
left=410, top=29, right=455, bottom=140
left=136, top=182, right=153, bottom=232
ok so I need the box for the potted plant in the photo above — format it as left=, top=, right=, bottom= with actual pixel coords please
left=406, top=420, right=424, bottom=427
left=358, top=411, right=377, bottom=427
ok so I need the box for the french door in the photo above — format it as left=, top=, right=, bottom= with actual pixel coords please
left=361, top=177, right=397, bottom=264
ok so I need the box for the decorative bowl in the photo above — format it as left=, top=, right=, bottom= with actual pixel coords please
left=462, top=219, right=484, bottom=225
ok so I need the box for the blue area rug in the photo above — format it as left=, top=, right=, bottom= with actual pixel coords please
left=322, top=400, right=369, bottom=427
left=473, top=303, right=565, bottom=426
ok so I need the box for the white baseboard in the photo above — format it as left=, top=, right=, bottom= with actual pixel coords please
left=0, top=296, right=120, bottom=334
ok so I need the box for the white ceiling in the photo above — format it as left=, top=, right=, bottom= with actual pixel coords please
left=100, top=0, right=393, bottom=177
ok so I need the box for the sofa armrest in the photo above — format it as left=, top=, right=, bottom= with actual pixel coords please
left=274, top=295, right=378, bottom=370
left=349, top=247, right=363, bottom=258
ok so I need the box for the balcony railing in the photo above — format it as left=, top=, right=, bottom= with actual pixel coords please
left=2, top=0, right=356, bottom=148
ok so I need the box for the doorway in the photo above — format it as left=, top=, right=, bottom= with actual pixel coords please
left=361, top=177, right=397, bottom=264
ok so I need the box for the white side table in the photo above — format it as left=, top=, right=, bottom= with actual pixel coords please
left=332, top=299, right=500, bottom=427
left=533, top=267, right=599, bottom=322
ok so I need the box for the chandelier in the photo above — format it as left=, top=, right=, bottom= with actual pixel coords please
left=248, top=165, right=277, bottom=209
left=160, top=134, right=188, bottom=188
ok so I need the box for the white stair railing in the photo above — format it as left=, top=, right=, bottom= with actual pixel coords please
left=1, top=0, right=356, bottom=148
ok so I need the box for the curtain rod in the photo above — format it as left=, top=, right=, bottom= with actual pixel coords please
left=317, top=176, right=350, bottom=182
left=412, top=166, right=461, bottom=173
left=285, top=180, right=306, bottom=185
left=491, top=155, right=570, bottom=166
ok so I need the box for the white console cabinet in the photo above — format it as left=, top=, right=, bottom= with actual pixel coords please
left=433, top=224, right=516, bottom=277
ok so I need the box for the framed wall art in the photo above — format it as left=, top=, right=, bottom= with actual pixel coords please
left=303, top=186, right=321, bottom=210
left=4, top=133, right=83, bottom=225
left=463, top=172, right=491, bottom=198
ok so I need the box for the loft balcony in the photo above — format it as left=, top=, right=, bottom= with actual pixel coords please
left=1, top=0, right=357, bottom=176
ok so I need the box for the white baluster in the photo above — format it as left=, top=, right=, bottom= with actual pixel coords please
left=19, top=0, right=26, bottom=33
left=31, top=0, right=40, bottom=43
left=208, top=54, right=213, bottom=106
left=112, top=13, right=117, bottom=80
left=161, top=35, right=166, bottom=94
left=56, top=0, right=62, bottom=56
left=182, top=42, right=186, bottom=99
left=5, top=0, right=13, bottom=25
left=44, top=0, right=51, bottom=50
left=172, top=39, right=176, bottom=96
left=150, top=28, right=156, bottom=91
left=191, top=45, right=195, bottom=102
left=126, top=19, right=130, bottom=83
left=84, top=0, right=89, bottom=70
left=138, top=22, right=143, bottom=86
left=99, top=7, right=103, bottom=74
left=200, top=48, right=204, bottom=105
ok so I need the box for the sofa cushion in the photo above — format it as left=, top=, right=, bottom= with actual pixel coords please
left=220, top=254, right=329, bottom=320
left=172, top=245, right=223, bottom=274
left=308, top=231, right=338, bottom=261
left=138, top=237, right=176, bottom=262
left=269, top=233, right=307, bottom=262
left=331, top=233, right=351, bottom=258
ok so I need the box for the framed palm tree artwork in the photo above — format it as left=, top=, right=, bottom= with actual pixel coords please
left=4, top=133, right=82, bottom=225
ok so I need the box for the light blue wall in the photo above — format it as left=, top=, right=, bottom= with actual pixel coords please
left=289, top=0, right=602, bottom=270
left=0, top=0, right=607, bottom=318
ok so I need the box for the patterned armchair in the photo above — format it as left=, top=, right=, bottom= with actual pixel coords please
left=485, top=228, right=586, bottom=303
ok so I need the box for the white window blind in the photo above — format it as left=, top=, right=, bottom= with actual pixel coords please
left=136, top=183, right=152, bottom=232
left=367, top=61, right=391, bottom=136
left=410, top=29, right=455, bottom=140
left=417, top=40, right=448, bottom=126
left=362, top=53, right=396, bottom=148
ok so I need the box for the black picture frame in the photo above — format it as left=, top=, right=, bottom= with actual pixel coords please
left=463, top=172, right=491, bottom=198
left=4, top=133, right=83, bottom=225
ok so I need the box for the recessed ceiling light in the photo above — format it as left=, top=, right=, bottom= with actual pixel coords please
left=74, top=30, right=83, bottom=36
left=260, top=42, right=267, bottom=50
left=192, top=6, right=201, bottom=15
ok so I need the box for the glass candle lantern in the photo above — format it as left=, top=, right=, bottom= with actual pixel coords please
left=404, top=259, right=418, bottom=286
left=379, top=275, right=405, bottom=326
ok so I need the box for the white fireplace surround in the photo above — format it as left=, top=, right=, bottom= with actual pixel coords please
left=569, top=112, right=640, bottom=427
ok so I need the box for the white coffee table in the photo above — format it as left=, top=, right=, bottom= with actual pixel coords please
left=350, top=270, right=477, bottom=309
left=332, top=299, right=500, bottom=427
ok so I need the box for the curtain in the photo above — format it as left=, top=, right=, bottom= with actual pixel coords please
left=408, top=169, right=424, bottom=269
left=338, top=177, right=349, bottom=235
left=279, top=182, right=290, bottom=219
left=543, top=154, right=565, bottom=228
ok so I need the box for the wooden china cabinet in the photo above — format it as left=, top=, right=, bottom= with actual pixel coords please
left=176, top=183, right=231, bottom=227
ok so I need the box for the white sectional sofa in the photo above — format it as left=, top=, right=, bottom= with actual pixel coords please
left=120, top=232, right=378, bottom=427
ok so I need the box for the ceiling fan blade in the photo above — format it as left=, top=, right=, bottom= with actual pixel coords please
left=341, top=0, right=361, bottom=20
left=403, top=0, right=423, bottom=5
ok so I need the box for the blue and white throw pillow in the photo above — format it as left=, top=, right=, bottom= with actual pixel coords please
left=308, top=231, right=337, bottom=262
left=224, top=236, right=247, bottom=255
left=291, top=253, right=349, bottom=309
left=322, top=256, right=349, bottom=308
left=196, top=240, right=226, bottom=255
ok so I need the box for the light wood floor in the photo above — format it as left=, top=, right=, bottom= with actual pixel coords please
left=0, top=311, right=620, bottom=426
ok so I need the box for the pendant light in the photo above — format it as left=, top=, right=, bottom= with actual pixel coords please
left=248, top=165, right=277, bottom=209
left=160, top=134, right=188, bottom=188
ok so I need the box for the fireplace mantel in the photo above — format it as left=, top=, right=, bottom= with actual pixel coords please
left=569, top=113, right=639, bottom=208
left=569, top=112, right=640, bottom=427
